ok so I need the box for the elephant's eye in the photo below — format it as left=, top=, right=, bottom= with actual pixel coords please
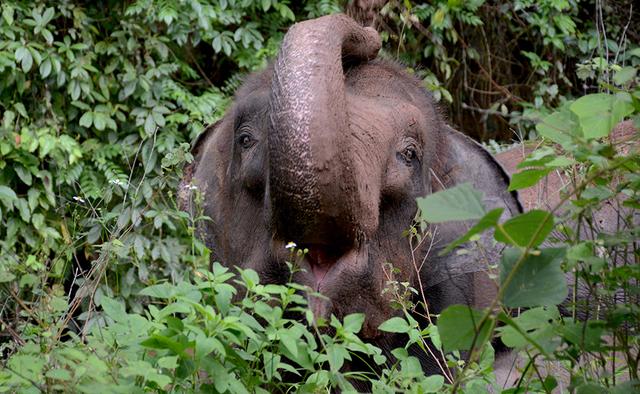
left=399, top=146, right=417, bottom=165
left=237, top=132, right=256, bottom=150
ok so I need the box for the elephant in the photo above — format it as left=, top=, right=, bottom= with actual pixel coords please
left=179, top=14, right=521, bottom=375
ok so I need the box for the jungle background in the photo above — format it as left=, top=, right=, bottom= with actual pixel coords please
left=0, top=0, right=638, bottom=392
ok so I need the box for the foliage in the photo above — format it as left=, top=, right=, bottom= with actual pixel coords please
left=368, top=0, right=639, bottom=141
left=0, top=0, right=639, bottom=392
left=413, top=85, right=640, bottom=391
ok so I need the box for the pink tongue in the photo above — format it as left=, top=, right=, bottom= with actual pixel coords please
left=307, top=249, right=336, bottom=284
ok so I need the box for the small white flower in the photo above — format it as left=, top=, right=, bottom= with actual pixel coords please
left=285, top=242, right=297, bottom=250
left=73, top=196, right=85, bottom=203
left=187, top=184, right=198, bottom=191
left=109, top=179, right=126, bottom=187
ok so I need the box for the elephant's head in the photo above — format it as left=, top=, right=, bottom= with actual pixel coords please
left=181, top=14, right=520, bottom=365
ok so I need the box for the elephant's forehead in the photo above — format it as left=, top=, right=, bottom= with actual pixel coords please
left=345, top=93, right=431, bottom=141
left=344, top=61, right=430, bottom=105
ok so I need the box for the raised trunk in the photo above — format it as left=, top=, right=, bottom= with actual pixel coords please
left=268, top=14, right=381, bottom=247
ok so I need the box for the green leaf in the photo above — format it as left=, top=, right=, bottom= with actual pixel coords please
left=437, top=305, right=492, bottom=352
left=498, top=306, right=559, bottom=352
left=79, top=111, right=93, bottom=128
left=421, top=374, right=445, bottom=392
left=613, top=66, right=637, bottom=85
left=495, top=210, right=554, bottom=247
left=0, top=185, right=18, bottom=209
left=45, top=368, right=72, bottom=380
left=15, top=166, right=32, bottom=186
left=342, top=313, right=364, bottom=334
left=144, top=114, right=156, bottom=135
left=39, top=58, right=52, bottom=78
left=417, top=182, right=485, bottom=223
left=378, top=316, right=411, bottom=333
left=559, top=320, right=605, bottom=351
left=500, top=248, right=567, bottom=308
left=94, top=112, right=107, bottom=131
left=536, top=109, right=578, bottom=146
left=38, top=134, right=56, bottom=157
left=440, top=208, right=503, bottom=255
left=508, top=168, right=552, bottom=191
left=13, top=102, right=28, bottom=118
left=139, top=283, right=175, bottom=299
left=101, top=297, right=128, bottom=322
left=20, top=49, right=33, bottom=72
left=157, top=355, right=179, bottom=369
left=570, top=93, right=634, bottom=139
left=2, top=5, right=14, bottom=25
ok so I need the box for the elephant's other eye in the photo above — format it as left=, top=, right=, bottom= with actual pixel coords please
left=237, top=132, right=256, bottom=150
left=399, top=146, right=418, bottom=165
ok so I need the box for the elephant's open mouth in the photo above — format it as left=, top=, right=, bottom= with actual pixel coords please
left=300, top=244, right=364, bottom=292
left=305, top=246, right=340, bottom=289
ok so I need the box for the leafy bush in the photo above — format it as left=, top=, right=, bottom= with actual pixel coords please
left=1, top=0, right=639, bottom=392
left=415, top=85, right=639, bottom=391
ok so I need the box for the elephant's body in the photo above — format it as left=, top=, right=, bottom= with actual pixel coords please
left=181, top=14, right=521, bottom=375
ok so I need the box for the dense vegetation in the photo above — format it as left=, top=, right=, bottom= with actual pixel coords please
left=0, top=0, right=638, bottom=392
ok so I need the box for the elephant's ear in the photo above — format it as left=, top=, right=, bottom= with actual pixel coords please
left=431, top=125, right=521, bottom=214
left=178, top=120, right=221, bottom=213
left=421, top=125, right=522, bottom=309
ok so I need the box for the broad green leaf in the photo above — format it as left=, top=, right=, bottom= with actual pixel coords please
left=378, top=316, right=411, bottom=333
left=508, top=168, right=552, bottom=191
left=417, top=182, right=485, bottom=223
left=570, top=93, right=634, bottom=139
left=421, top=374, right=445, bottom=392
left=437, top=305, right=492, bottom=352
left=495, top=209, right=554, bottom=247
left=100, top=297, right=128, bottom=322
left=157, top=355, right=179, bottom=369
left=500, top=248, right=567, bottom=308
left=39, top=58, right=52, bottom=78
left=79, top=111, right=93, bottom=128
left=559, top=320, right=605, bottom=351
left=139, top=283, right=175, bottom=299
left=613, top=66, right=637, bottom=85
left=536, top=109, right=578, bottom=146
left=342, top=313, right=364, bottom=334
left=498, top=306, right=559, bottom=352
left=20, top=49, right=33, bottom=73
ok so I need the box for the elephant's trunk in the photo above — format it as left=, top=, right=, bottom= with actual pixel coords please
left=268, top=14, right=381, bottom=247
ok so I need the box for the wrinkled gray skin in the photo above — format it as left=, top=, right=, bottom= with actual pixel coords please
left=181, top=14, right=521, bottom=374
